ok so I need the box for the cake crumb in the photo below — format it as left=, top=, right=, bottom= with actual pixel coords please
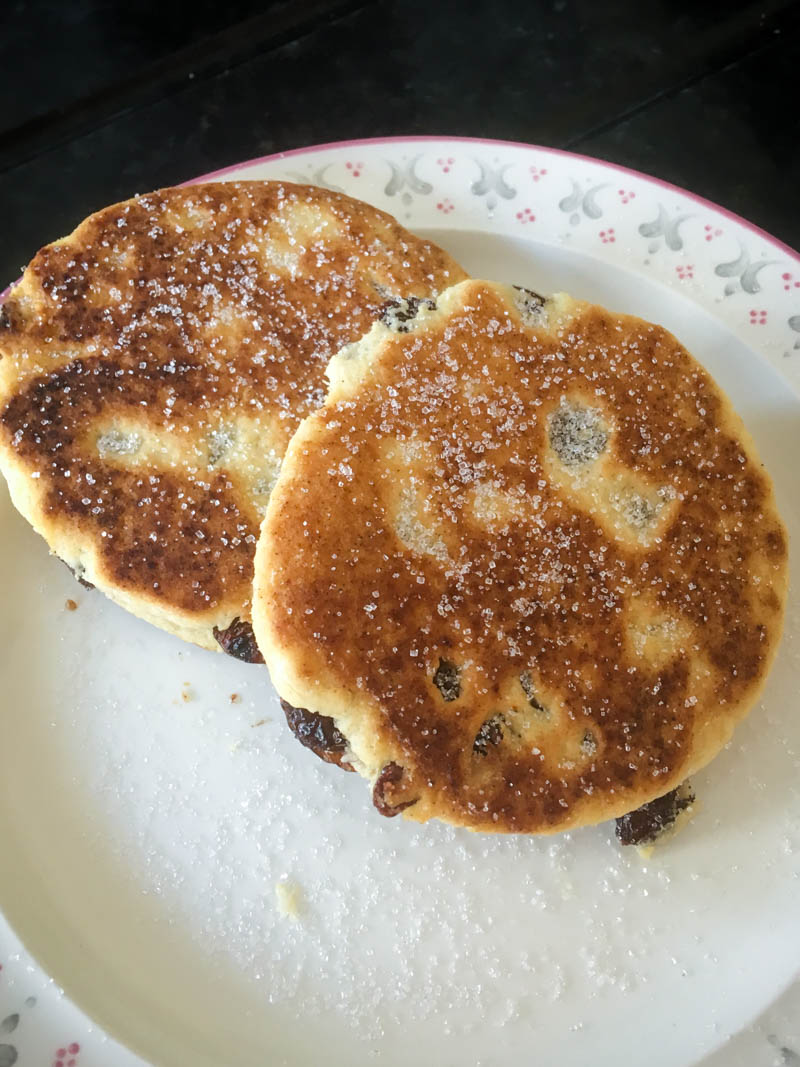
left=65, top=598, right=78, bottom=611
left=275, top=879, right=304, bottom=920
left=251, top=718, right=266, bottom=728
left=230, top=693, right=241, bottom=704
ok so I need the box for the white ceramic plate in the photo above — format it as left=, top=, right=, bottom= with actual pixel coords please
left=0, top=137, right=798, bottom=1067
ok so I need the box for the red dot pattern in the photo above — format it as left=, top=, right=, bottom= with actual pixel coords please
left=52, top=1042, right=80, bottom=1067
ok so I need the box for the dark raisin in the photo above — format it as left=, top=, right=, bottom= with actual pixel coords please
left=62, top=558, right=94, bottom=590
left=511, top=285, right=545, bottom=325
left=372, top=761, right=418, bottom=816
left=380, top=295, right=435, bottom=332
left=433, top=658, right=461, bottom=701
left=473, top=714, right=505, bottom=756
left=615, top=783, right=695, bottom=846
left=280, top=698, right=353, bottom=772
left=512, top=285, right=544, bottom=300
left=581, top=729, right=597, bottom=756
left=212, top=617, right=264, bottom=664
left=548, top=401, right=608, bottom=467
left=519, top=671, right=548, bottom=716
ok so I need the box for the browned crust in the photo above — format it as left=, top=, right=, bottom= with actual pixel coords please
left=257, top=281, right=788, bottom=833
left=0, top=181, right=466, bottom=642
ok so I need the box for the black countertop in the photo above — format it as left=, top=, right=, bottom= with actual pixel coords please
left=1, top=0, right=798, bottom=282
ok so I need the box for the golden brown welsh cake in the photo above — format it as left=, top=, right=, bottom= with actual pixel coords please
left=0, top=182, right=466, bottom=654
left=252, top=280, right=788, bottom=835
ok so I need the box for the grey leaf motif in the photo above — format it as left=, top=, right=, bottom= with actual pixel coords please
left=638, top=205, right=691, bottom=251
left=789, top=316, right=800, bottom=332
left=471, top=161, right=516, bottom=201
left=284, top=164, right=344, bottom=193
left=664, top=219, right=690, bottom=250
left=471, top=160, right=492, bottom=196
left=384, top=156, right=431, bottom=198
left=494, top=169, right=516, bottom=200
left=559, top=180, right=582, bottom=214
left=384, top=162, right=404, bottom=196
left=715, top=247, right=749, bottom=279
left=638, top=207, right=668, bottom=238
left=741, top=260, right=780, bottom=294
left=406, top=156, right=432, bottom=195
left=715, top=245, right=780, bottom=293
left=581, top=184, right=607, bottom=220
left=0, top=1017, right=17, bottom=1035
left=0, top=1045, right=16, bottom=1067
left=311, top=164, right=345, bottom=194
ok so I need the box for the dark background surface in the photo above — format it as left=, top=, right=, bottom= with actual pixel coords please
left=0, top=0, right=797, bottom=284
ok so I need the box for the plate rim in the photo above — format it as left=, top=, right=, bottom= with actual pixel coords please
left=182, top=134, right=800, bottom=263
